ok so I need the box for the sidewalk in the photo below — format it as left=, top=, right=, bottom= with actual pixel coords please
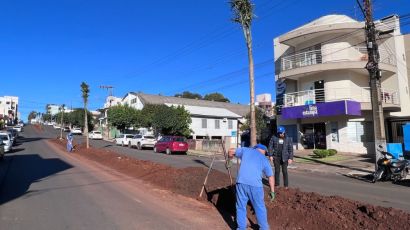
left=291, top=149, right=375, bottom=176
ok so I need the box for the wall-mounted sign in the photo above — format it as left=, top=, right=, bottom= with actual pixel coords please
left=282, top=100, right=361, bottom=119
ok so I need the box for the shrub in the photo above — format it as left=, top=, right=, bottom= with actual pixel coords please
left=313, top=149, right=329, bottom=158
left=328, top=149, right=338, bottom=156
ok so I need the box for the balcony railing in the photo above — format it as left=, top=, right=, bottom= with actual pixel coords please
left=283, top=87, right=400, bottom=107
left=281, top=46, right=396, bottom=71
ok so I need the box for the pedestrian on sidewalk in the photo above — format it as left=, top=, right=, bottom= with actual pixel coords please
left=228, top=144, right=275, bottom=230
left=268, top=126, right=294, bottom=188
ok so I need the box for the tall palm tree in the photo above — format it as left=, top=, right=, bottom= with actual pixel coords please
left=230, top=0, right=257, bottom=146
left=59, top=104, right=65, bottom=140
left=81, top=82, right=90, bottom=149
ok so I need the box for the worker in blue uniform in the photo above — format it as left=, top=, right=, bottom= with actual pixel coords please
left=228, top=144, right=275, bottom=230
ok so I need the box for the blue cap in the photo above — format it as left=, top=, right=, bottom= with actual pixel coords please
left=277, top=126, right=286, bottom=134
left=253, top=144, right=268, bottom=152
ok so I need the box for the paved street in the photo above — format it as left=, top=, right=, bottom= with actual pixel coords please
left=1, top=125, right=409, bottom=230
left=43, top=126, right=410, bottom=212
left=0, top=126, right=226, bottom=230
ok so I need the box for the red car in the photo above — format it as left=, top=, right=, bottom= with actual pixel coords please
left=153, top=136, right=188, bottom=155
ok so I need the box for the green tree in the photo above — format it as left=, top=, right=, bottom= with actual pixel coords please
left=81, top=82, right=90, bottom=148
left=139, top=104, right=164, bottom=128
left=107, top=105, right=139, bottom=131
left=28, top=111, right=37, bottom=122
left=67, top=109, right=94, bottom=130
left=152, top=105, right=192, bottom=137
left=230, top=0, right=257, bottom=146
left=174, top=91, right=203, bottom=99
left=241, top=108, right=269, bottom=143
left=203, top=92, right=230, bottom=102
left=42, top=113, right=52, bottom=122
left=54, top=112, right=70, bottom=125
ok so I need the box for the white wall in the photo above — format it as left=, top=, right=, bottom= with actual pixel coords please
left=191, top=117, right=237, bottom=138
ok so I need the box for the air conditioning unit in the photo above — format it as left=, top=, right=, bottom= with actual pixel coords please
left=222, top=118, right=228, bottom=122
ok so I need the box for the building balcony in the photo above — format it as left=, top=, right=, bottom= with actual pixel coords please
left=279, top=46, right=396, bottom=79
left=283, top=87, right=400, bottom=111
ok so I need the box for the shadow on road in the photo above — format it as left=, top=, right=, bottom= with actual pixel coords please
left=394, top=180, right=410, bottom=187
left=193, top=159, right=209, bottom=168
left=342, top=173, right=410, bottom=187
left=10, top=148, right=25, bottom=153
left=0, top=154, right=73, bottom=205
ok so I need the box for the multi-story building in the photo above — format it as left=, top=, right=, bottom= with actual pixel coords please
left=46, top=104, right=61, bottom=116
left=256, top=93, right=276, bottom=118
left=274, top=15, right=410, bottom=154
left=0, top=96, right=19, bottom=125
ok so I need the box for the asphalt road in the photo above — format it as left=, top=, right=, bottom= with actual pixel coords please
left=0, top=126, right=226, bottom=230
left=43, top=126, right=410, bottom=213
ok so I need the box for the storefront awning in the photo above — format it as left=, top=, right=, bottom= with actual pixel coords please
left=281, top=100, right=361, bottom=119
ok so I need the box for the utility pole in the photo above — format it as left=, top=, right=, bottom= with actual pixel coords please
left=100, top=85, right=114, bottom=96
left=100, top=85, right=115, bottom=140
left=362, top=0, right=386, bottom=169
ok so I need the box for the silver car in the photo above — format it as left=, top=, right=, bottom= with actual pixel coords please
left=0, top=133, right=12, bottom=153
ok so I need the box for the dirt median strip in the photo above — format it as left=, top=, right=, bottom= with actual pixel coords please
left=48, top=138, right=410, bottom=230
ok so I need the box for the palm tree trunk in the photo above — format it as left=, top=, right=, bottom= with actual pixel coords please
left=244, top=27, right=257, bottom=146
left=84, top=104, right=89, bottom=148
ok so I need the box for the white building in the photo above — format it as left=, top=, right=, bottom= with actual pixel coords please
left=256, top=93, right=275, bottom=118
left=274, top=15, right=410, bottom=154
left=122, top=93, right=249, bottom=141
left=0, top=96, right=19, bottom=125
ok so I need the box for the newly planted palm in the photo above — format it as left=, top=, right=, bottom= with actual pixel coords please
left=81, top=82, right=90, bottom=149
left=230, top=0, right=257, bottom=146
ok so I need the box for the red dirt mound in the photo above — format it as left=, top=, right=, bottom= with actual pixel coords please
left=49, top=139, right=410, bottom=229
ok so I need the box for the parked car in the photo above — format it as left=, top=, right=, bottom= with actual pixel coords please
left=0, top=132, right=13, bottom=153
left=89, top=131, right=103, bottom=140
left=0, top=142, right=4, bottom=160
left=13, top=125, right=23, bottom=133
left=63, top=127, right=70, bottom=132
left=6, top=129, right=17, bottom=145
left=53, top=124, right=61, bottom=129
left=129, top=134, right=156, bottom=149
left=115, top=134, right=135, bottom=147
left=153, top=136, right=188, bottom=155
left=71, top=128, right=82, bottom=135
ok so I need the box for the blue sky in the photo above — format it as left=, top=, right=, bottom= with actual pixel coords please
left=1, top=0, right=409, bottom=121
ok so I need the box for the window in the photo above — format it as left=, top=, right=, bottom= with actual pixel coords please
left=215, top=119, right=220, bottom=129
left=131, top=98, right=137, bottom=104
left=347, top=121, right=374, bottom=142
left=330, top=122, right=339, bottom=142
left=202, top=118, right=207, bottom=128
left=228, top=120, right=233, bottom=129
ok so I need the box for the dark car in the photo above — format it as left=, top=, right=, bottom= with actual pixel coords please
left=153, top=136, right=188, bottom=155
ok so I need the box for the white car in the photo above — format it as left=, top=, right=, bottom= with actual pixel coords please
left=129, top=134, right=156, bottom=149
left=115, top=134, right=135, bottom=147
left=53, top=124, right=61, bottom=129
left=71, top=128, right=82, bottom=135
left=13, top=125, right=23, bottom=132
left=0, top=133, right=13, bottom=153
left=89, top=131, right=103, bottom=140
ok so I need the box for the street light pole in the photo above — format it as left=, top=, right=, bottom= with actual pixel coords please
left=362, top=0, right=386, bottom=169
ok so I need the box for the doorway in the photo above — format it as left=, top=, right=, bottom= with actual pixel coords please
left=301, top=123, right=327, bottom=149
